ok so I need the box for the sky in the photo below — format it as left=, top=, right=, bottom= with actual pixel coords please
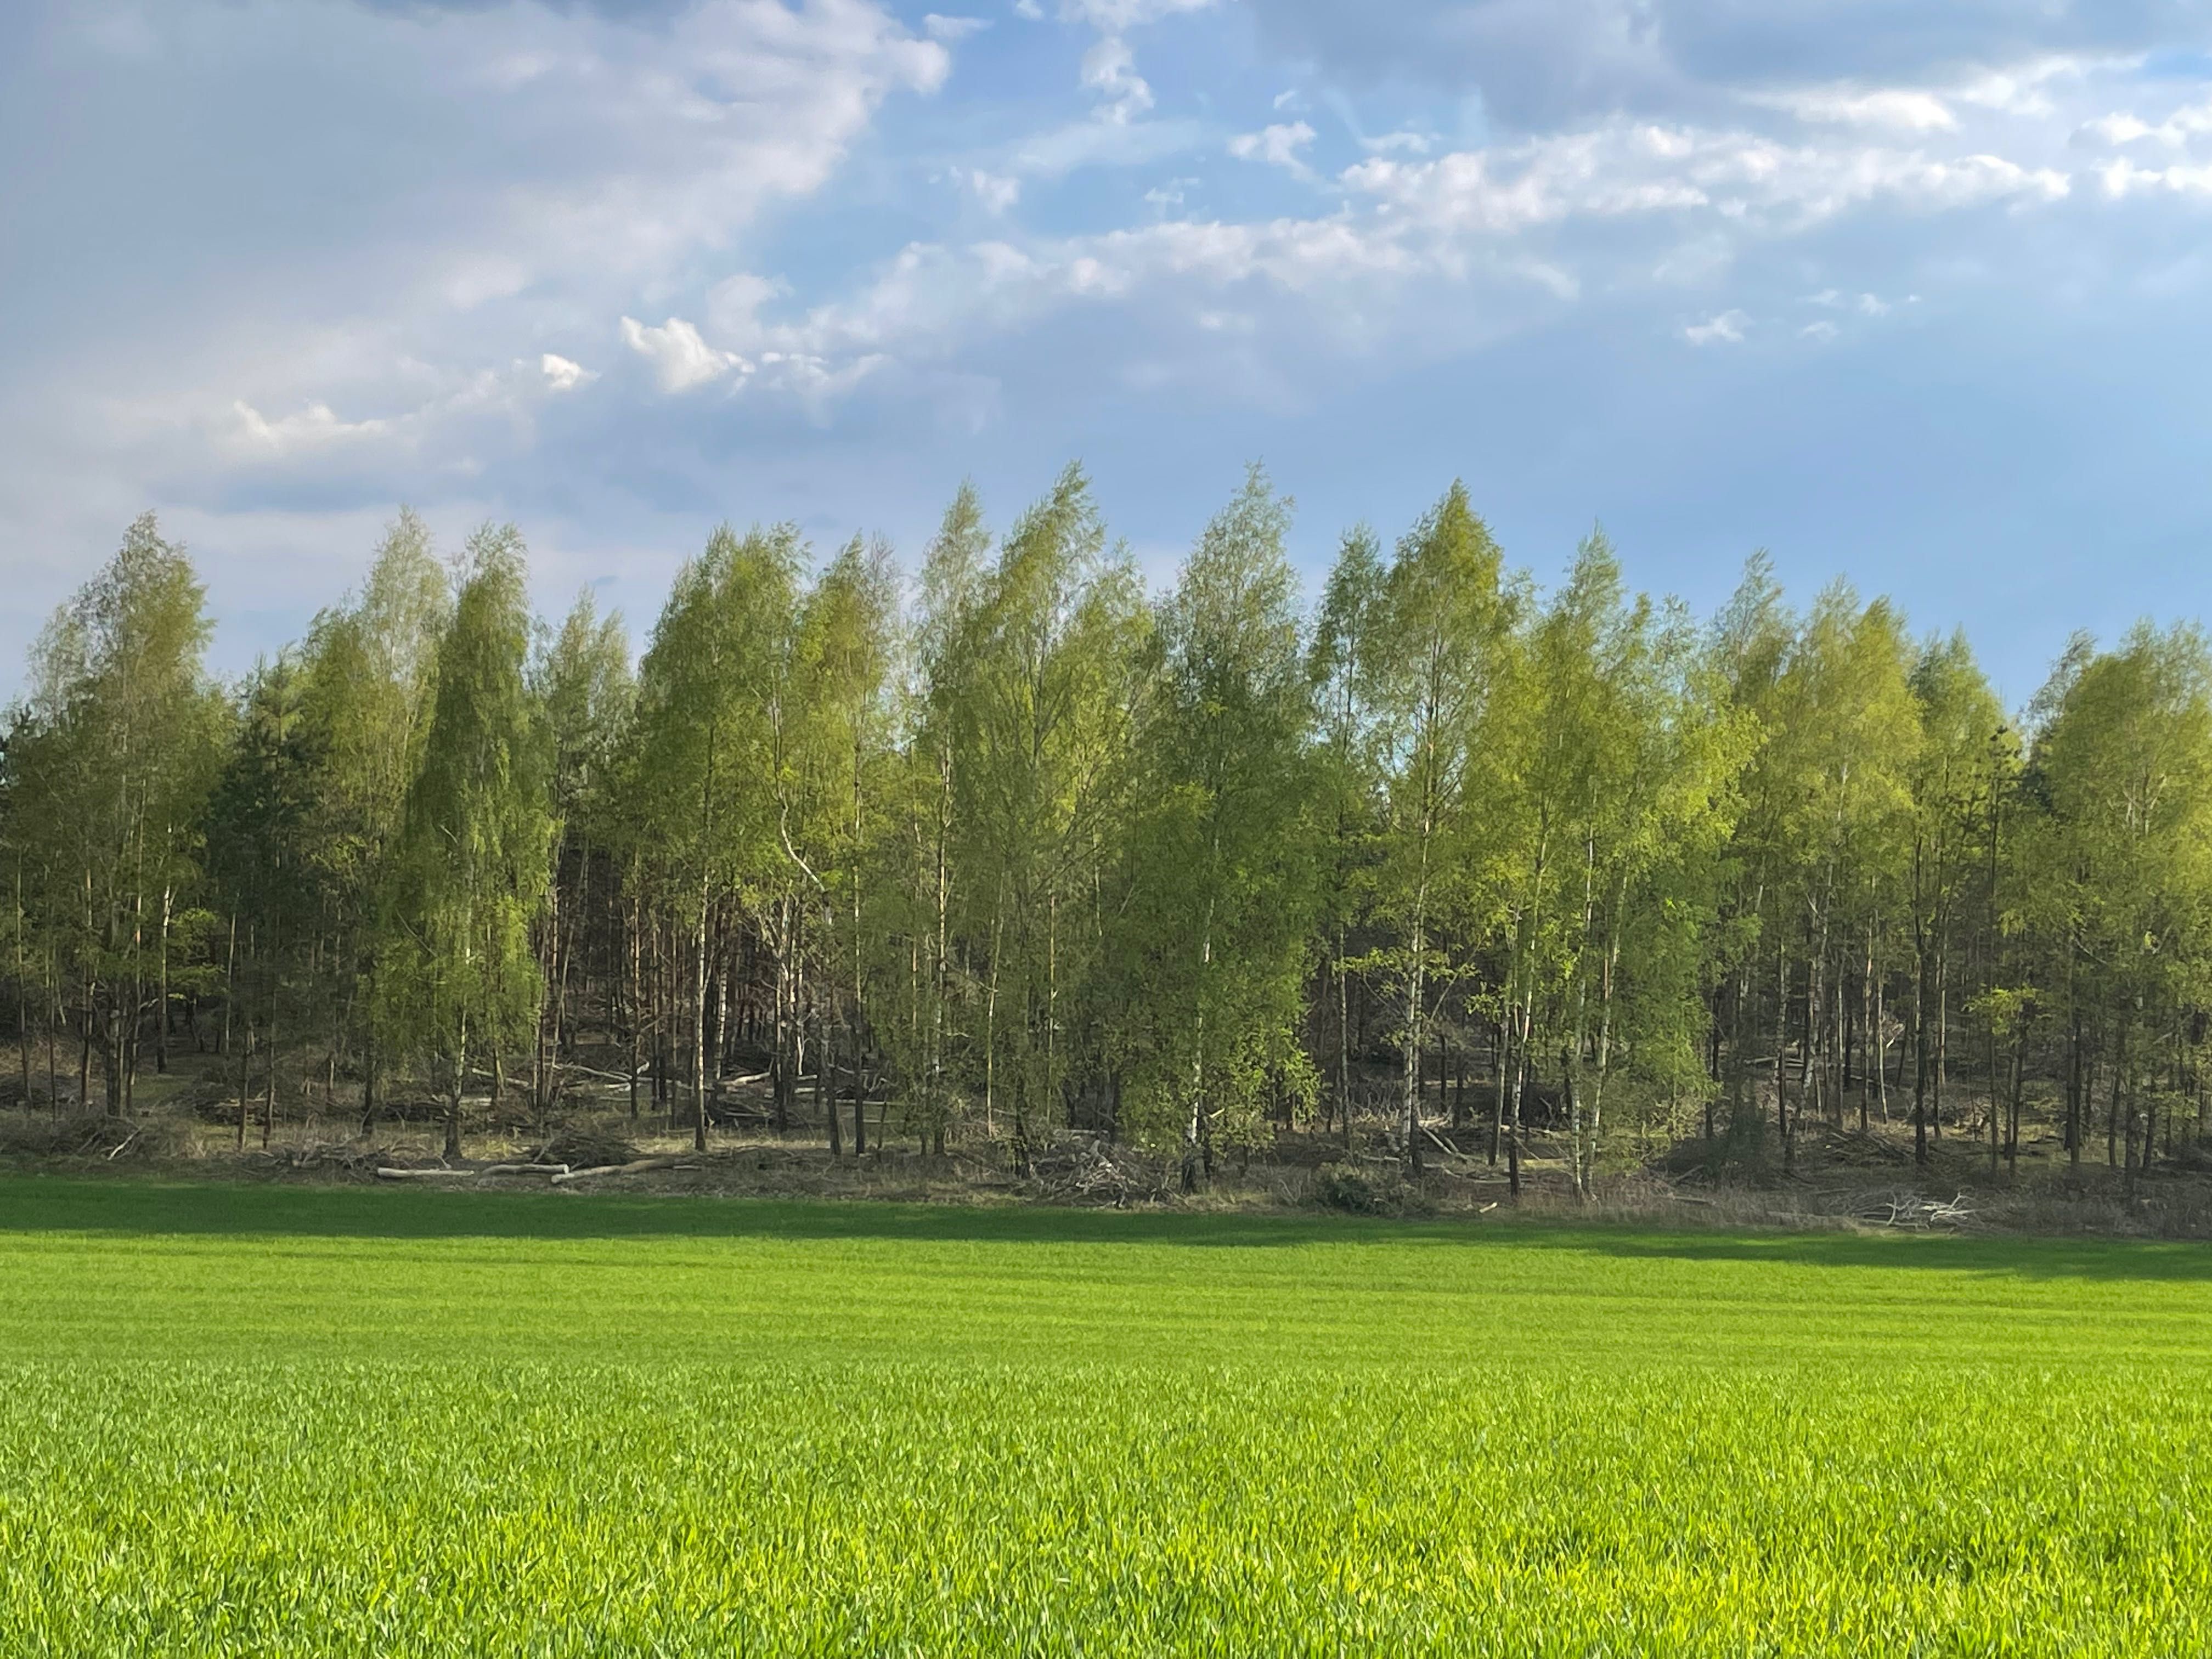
left=5, top=0, right=2212, bottom=706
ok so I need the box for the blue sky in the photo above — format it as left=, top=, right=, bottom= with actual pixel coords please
left=5, top=0, right=2212, bottom=703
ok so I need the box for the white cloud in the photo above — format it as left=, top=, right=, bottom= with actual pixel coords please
left=1081, top=36, right=1154, bottom=122
left=923, top=14, right=989, bottom=41
left=1361, top=130, right=1434, bottom=156
left=2080, top=97, right=2212, bottom=151
left=1009, top=115, right=1203, bottom=176
left=1955, top=54, right=2110, bottom=117
left=204, top=353, right=588, bottom=474
left=540, top=353, right=594, bottom=392
left=706, top=273, right=783, bottom=348
left=2085, top=112, right=2158, bottom=146
left=1144, top=177, right=1198, bottom=213
left=1058, top=0, right=1216, bottom=27
left=1057, top=0, right=1216, bottom=126
left=1342, top=121, right=2069, bottom=238
left=0, top=0, right=955, bottom=653
left=956, top=168, right=1024, bottom=212
left=1683, top=309, right=1750, bottom=345
left=14, top=1, right=2212, bottom=687
left=1227, top=121, right=1317, bottom=177
left=224, top=400, right=393, bottom=459
left=1764, top=88, right=1959, bottom=133
left=2096, top=158, right=2212, bottom=199
left=619, top=317, right=751, bottom=393
left=655, top=78, right=2117, bottom=408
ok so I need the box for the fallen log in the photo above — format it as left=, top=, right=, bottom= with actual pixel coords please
left=1421, top=1124, right=1479, bottom=1163
left=477, top=1163, right=569, bottom=1177
left=375, top=1166, right=476, bottom=1181
left=550, top=1155, right=689, bottom=1185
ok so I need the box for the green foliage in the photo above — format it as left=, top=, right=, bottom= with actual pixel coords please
left=3, top=515, right=223, bottom=1110
left=1311, top=1157, right=1432, bottom=1215
left=538, top=588, right=633, bottom=840
left=374, top=526, right=555, bottom=1148
left=1110, top=467, right=1321, bottom=1172
left=942, top=465, right=1148, bottom=1158
left=627, top=523, right=799, bottom=915
left=1358, top=483, right=1520, bottom=1161
left=18, top=472, right=2212, bottom=1190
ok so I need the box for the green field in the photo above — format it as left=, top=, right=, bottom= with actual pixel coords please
left=0, top=1180, right=2207, bottom=1655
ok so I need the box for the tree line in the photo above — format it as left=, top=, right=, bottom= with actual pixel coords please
left=5, top=469, right=2209, bottom=1193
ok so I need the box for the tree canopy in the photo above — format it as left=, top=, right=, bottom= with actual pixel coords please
left=6, top=480, right=2209, bottom=1188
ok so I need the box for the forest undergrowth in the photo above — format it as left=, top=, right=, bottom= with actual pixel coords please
left=7, top=1041, right=2212, bottom=1247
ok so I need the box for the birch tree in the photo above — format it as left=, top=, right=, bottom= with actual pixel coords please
left=375, top=525, right=554, bottom=1159
left=1364, top=483, right=1517, bottom=1175
left=628, top=526, right=797, bottom=1147
left=949, top=465, right=1146, bottom=1168
left=1113, top=467, right=1321, bottom=1186
left=1307, top=526, right=1386, bottom=1142
left=9, top=516, right=222, bottom=1115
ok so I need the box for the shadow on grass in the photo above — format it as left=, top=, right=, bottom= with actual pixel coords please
left=1, top=1174, right=2209, bottom=1282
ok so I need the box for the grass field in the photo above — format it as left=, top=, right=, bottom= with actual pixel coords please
left=0, top=1179, right=2208, bottom=1655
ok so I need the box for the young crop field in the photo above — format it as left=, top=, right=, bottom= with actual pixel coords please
left=0, top=1180, right=2207, bottom=1656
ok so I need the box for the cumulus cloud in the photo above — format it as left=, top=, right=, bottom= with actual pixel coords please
left=195, top=354, right=598, bottom=494
left=1762, top=87, right=1959, bottom=132
left=1052, top=0, right=1218, bottom=132
left=0, top=0, right=963, bottom=671
left=1683, top=308, right=1750, bottom=344
left=1057, top=0, right=1217, bottom=28
left=1008, top=114, right=1204, bottom=177
left=620, top=317, right=751, bottom=393
left=2080, top=95, right=2212, bottom=151
left=1341, top=120, right=2069, bottom=238
left=540, top=354, right=595, bottom=392
left=1081, top=35, right=1154, bottom=121
left=224, top=400, right=394, bottom=459
left=955, top=168, right=1024, bottom=212
left=705, top=272, right=783, bottom=347
left=1228, top=121, right=1318, bottom=177
left=13, top=0, right=2212, bottom=689
left=2095, top=158, right=2212, bottom=198
left=568, top=77, right=2117, bottom=414
left=1242, top=0, right=2157, bottom=129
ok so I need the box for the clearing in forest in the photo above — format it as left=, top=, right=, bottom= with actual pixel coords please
left=0, top=1178, right=2206, bottom=1655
